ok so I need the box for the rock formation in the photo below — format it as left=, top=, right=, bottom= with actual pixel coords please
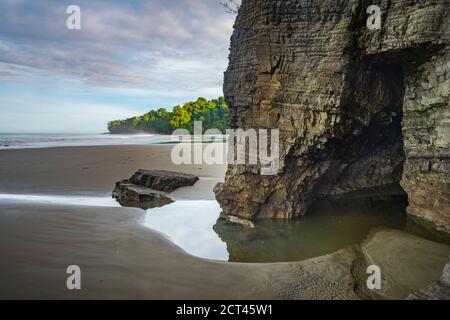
left=113, top=169, right=198, bottom=209
left=129, top=169, right=199, bottom=192
left=215, top=0, right=449, bottom=239
left=113, top=180, right=173, bottom=209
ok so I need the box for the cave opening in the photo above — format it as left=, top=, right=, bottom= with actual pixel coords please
left=311, top=59, right=409, bottom=224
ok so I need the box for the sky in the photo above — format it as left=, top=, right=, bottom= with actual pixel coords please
left=0, top=0, right=237, bottom=133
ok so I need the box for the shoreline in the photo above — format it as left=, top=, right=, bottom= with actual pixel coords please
left=1, top=198, right=447, bottom=299
left=0, top=133, right=174, bottom=151
left=0, top=145, right=448, bottom=299
left=0, top=199, right=358, bottom=299
left=0, top=144, right=224, bottom=196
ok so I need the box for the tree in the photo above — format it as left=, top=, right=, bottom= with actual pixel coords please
left=169, top=105, right=191, bottom=129
left=107, top=97, right=230, bottom=134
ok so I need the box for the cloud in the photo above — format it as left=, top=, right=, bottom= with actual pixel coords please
left=0, top=0, right=234, bottom=90
left=0, top=0, right=236, bottom=132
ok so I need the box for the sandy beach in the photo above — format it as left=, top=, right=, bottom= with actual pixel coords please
left=1, top=0, right=449, bottom=304
left=0, top=145, right=223, bottom=198
left=0, top=145, right=448, bottom=299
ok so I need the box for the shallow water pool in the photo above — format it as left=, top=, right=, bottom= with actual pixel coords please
left=0, top=191, right=407, bottom=263
left=144, top=194, right=407, bottom=262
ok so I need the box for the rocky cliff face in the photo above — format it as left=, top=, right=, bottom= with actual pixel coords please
left=215, top=0, right=449, bottom=239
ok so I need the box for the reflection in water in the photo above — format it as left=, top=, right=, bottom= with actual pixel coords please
left=144, top=201, right=228, bottom=260
left=214, top=195, right=407, bottom=262
left=0, top=192, right=407, bottom=262
left=114, top=197, right=174, bottom=210
left=144, top=194, right=407, bottom=262
left=0, top=193, right=121, bottom=207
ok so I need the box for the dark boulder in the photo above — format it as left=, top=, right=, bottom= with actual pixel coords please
left=113, top=180, right=173, bottom=210
left=112, top=170, right=199, bottom=209
left=129, top=169, right=199, bottom=192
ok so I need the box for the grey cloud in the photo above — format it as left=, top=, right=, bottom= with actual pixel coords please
left=0, top=0, right=235, bottom=91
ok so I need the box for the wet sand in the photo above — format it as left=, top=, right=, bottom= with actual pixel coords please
left=0, top=145, right=448, bottom=299
left=0, top=145, right=352, bottom=299
left=0, top=201, right=270, bottom=299
left=0, top=145, right=223, bottom=198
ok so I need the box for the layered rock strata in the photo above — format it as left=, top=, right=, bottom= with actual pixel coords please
left=113, top=170, right=198, bottom=209
left=112, top=180, right=173, bottom=209
left=129, top=169, right=199, bottom=192
left=215, top=0, right=449, bottom=238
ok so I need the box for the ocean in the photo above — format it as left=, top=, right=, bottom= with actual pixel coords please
left=0, top=133, right=174, bottom=150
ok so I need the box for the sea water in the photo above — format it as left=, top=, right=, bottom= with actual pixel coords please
left=0, top=133, right=173, bottom=150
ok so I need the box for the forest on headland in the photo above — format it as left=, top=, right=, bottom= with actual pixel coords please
left=108, top=97, right=230, bottom=134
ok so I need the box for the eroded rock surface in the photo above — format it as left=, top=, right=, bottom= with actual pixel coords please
left=112, top=180, right=173, bottom=209
left=113, top=170, right=198, bottom=209
left=215, top=0, right=449, bottom=238
left=129, top=169, right=199, bottom=192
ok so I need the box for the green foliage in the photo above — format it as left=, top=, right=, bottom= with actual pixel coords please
left=108, top=97, right=230, bottom=134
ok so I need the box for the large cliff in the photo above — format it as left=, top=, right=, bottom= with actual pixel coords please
left=215, top=0, right=450, bottom=240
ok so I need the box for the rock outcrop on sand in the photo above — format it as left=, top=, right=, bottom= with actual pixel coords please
left=113, top=170, right=199, bottom=209
left=113, top=180, right=173, bottom=209
left=215, top=0, right=450, bottom=239
left=129, top=169, right=199, bottom=192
